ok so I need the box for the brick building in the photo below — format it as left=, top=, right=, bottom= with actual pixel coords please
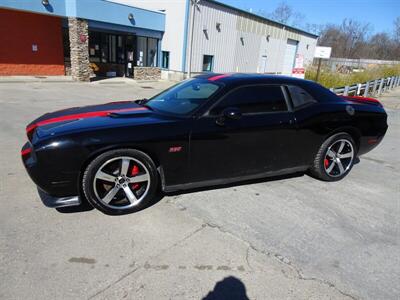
left=0, top=0, right=165, bottom=80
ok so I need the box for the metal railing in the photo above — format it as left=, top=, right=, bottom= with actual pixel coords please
left=330, top=75, right=400, bottom=97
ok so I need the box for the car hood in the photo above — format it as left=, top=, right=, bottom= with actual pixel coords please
left=26, top=100, right=158, bottom=141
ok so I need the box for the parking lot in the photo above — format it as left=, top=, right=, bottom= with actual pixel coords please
left=0, top=79, right=399, bottom=300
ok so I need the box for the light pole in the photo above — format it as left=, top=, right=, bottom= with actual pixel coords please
left=187, top=0, right=200, bottom=78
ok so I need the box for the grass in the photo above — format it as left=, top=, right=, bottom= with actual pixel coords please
left=305, top=65, right=400, bottom=88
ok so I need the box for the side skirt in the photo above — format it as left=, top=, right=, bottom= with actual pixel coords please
left=163, top=166, right=308, bottom=193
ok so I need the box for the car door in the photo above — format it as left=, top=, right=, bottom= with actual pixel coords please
left=286, top=84, right=322, bottom=166
left=189, top=84, right=298, bottom=183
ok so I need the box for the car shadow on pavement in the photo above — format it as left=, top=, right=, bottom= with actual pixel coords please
left=55, top=189, right=165, bottom=214
left=55, top=202, right=94, bottom=214
left=202, top=276, right=249, bottom=300
left=55, top=172, right=306, bottom=214
left=164, top=172, right=305, bottom=198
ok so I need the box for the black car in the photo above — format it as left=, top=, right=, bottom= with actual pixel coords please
left=22, top=74, right=388, bottom=215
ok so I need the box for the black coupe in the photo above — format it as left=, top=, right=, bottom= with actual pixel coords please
left=22, top=74, right=388, bottom=215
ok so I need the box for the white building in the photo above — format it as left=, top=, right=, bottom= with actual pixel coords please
left=111, top=0, right=318, bottom=80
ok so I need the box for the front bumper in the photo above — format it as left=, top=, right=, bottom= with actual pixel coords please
left=22, top=141, right=79, bottom=198
left=37, top=188, right=81, bottom=208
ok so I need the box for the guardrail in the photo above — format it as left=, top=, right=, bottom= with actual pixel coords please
left=329, top=75, right=400, bottom=97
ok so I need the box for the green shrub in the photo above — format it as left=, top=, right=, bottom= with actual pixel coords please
left=305, top=65, right=400, bottom=88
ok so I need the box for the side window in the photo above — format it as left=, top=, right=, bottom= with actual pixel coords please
left=212, top=85, right=288, bottom=114
left=287, top=85, right=317, bottom=108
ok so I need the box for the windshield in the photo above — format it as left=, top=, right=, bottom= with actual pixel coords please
left=146, top=79, right=222, bottom=115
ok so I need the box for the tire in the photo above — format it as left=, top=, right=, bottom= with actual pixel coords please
left=82, top=149, right=159, bottom=215
left=310, top=133, right=356, bottom=181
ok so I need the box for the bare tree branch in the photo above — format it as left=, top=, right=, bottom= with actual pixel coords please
left=260, top=2, right=399, bottom=60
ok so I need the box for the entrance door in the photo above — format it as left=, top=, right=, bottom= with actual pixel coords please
left=125, top=35, right=135, bottom=77
left=259, top=55, right=267, bottom=73
left=282, top=39, right=298, bottom=75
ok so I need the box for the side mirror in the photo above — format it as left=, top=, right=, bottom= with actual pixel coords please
left=216, top=107, right=242, bottom=126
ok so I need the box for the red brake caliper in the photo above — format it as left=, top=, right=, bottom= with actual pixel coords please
left=324, top=158, right=329, bottom=168
left=130, top=165, right=140, bottom=190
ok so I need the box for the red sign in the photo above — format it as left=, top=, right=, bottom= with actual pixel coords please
left=292, top=67, right=305, bottom=79
left=292, top=68, right=305, bottom=74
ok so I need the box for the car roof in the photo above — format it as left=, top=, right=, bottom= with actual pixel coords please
left=195, top=73, right=338, bottom=103
left=195, top=73, right=314, bottom=86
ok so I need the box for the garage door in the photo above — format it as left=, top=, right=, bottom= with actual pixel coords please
left=282, top=39, right=298, bottom=75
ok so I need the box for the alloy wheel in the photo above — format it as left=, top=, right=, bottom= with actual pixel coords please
left=324, top=139, right=354, bottom=177
left=93, top=156, right=150, bottom=210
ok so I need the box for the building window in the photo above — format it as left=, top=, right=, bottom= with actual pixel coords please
left=62, top=28, right=70, bottom=62
left=136, top=36, right=147, bottom=67
left=87, top=31, right=158, bottom=67
left=202, top=55, right=214, bottom=72
left=117, top=35, right=125, bottom=64
left=147, top=38, right=158, bottom=67
left=108, top=35, right=117, bottom=63
left=162, top=51, right=169, bottom=69
left=100, top=33, right=109, bottom=63
left=89, top=31, right=101, bottom=62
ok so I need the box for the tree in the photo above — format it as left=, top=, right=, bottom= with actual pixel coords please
left=368, top=33, right=394, bottom=60
left=317, top=19, right=372, bottom=59
left=304, top=23, right=324, bottom=35
left=261, top=2, right=399, bottom=60
left=269, top=2, right=292, bottom=24
left=259, top=1, right=305, bottom=28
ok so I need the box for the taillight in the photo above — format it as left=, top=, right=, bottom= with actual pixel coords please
left=21, top=147, right=32, bottom=157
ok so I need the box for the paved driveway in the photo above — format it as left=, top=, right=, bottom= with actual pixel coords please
left=0, top=80, right=399, bottom=300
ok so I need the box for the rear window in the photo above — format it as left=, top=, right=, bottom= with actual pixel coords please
left=287, top=85, right=317, bottom=108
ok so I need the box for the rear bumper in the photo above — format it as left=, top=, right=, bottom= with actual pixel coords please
left=358, top=125, right=388, bottom=156
left=37, top=188, right=81, bottom=208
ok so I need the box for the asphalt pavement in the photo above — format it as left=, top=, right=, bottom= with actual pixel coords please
left=0, top=79, right=399, bottom=300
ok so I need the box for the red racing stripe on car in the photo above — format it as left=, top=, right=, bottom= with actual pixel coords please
left=26, top=107, right=148, bottom=136
left=208, top=74, right=232, bottom=81
left=341, top=95, right=382, bottom=106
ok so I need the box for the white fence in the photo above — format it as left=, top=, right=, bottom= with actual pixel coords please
left=330, top=75, right=400, bottom=97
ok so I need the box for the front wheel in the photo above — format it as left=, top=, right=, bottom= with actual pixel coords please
left=82, top=149, right=159, bottom=215
left=310, top=133, right=356, bottom=181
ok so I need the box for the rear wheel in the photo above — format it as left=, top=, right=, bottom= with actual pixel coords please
left=310, top=133, right=356, bottom=181
left=82, top=149, right=158, bottom=215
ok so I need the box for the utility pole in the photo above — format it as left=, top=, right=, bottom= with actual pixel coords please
left=315, top=57, right=322, bottom=82
left=187, top=0, right=200, bottom=79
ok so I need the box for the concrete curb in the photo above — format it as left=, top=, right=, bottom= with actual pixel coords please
left=0, top=76, right=74, bottom=83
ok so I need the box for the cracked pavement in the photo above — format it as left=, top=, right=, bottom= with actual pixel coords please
left=0, top=81, right=399, bottom=299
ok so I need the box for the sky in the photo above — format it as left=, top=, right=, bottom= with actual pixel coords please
left=219, top=0, right=400, bottom=34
